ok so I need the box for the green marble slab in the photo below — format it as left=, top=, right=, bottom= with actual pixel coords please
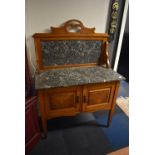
left=35, top=66, right=125, bottom=89
left=41, top=40, right=103, bottom=66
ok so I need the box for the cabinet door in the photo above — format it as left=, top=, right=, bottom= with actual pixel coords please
left=44, top=86, right=81, bottom=119
left=82, top=82, right=116, bottom=112
left=25, top=96, right=41, bottom=154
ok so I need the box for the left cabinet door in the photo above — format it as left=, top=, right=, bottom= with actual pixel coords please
left=25, top=96, right=41, bottom=154
left=43, top=86, right=81, bottom=119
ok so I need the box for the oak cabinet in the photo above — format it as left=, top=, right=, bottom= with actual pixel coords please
left=33, top=20, right=124, bottom=137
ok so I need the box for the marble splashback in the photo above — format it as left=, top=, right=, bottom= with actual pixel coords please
left=41, top=40, right=103, bottom=66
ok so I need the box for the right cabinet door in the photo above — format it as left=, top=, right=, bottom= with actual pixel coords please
left=82, top=82, right=116, bottom=112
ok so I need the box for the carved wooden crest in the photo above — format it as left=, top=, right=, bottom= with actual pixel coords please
left=51, top=19, right=95, bottom=34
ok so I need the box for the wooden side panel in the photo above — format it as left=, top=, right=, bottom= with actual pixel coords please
left=102, top=41, right=110, bottom=68
left=44, top=86, right=81, bottom=119
left=82, top=82, right=116, bottom=112
left=25, top=96, right=41, bottom=154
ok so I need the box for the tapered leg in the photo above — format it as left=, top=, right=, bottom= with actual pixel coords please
left=107, top=109, right=114, bottom=127
left=107, top=81, right=120, bottom=127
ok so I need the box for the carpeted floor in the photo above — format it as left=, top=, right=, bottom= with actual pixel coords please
left=117, top=80, right=129, bottom=117
left=116, top=96, right=129, bottom=117
left=28, top=81, right=129, bottom=155
left=28, top=106, right=128, bottom=155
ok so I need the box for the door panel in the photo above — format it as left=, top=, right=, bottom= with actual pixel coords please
left=44, top=86, right=81, bottom=118
left=83, top=83, right=116, bottom=112
left=49, top=92, right=76, bottom=110
left=88, top=88, right=111, bottom=105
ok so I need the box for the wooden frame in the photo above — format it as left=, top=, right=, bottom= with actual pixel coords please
left=33, top=19, right=110, bottom=72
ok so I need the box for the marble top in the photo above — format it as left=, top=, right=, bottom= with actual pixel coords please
left=35, top=66, right=125, bottom=90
